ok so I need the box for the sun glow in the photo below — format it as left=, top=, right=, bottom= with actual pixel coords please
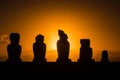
left=48, top=34, right=58, bottom=50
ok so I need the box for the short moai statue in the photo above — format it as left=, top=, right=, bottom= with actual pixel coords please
left=7, top=33, right=22, bottom=63
left=33, top=34, right=47, bottom=63
left=78, top=39, right=94, bottom=63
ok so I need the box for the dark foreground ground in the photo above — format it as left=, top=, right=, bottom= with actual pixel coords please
left=0, top=62, right=120, bottom=79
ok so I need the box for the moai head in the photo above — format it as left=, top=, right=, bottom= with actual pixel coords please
left=10, top=33, right=20, bottom=45
left=58, top=29, right=68, bottom=40
left=80, top=39, right=90, bottom=47
left=35, top=34, right=44, bottom=43
left=102, top=50, right=108, bottom=59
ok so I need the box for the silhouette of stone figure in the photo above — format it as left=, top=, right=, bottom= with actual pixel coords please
left=7, top=33, right=22, bottom=63
left=101, top=50, right=109, bottom=63
left=56, top=30, right=71, bottom=63
left=33, top=34, right=46, bottom=63
left=78, top=39, right=94, bottom=63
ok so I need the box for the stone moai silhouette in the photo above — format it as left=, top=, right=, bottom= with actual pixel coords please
left=33, top=34, right=46, bottom=63
left=7, top=33, right=22, bottom=63
left=101, top=50, right=109, bottom=63
left=78, top=39, right=94, bottom=63
left=56, top=30, right=71, bottom=63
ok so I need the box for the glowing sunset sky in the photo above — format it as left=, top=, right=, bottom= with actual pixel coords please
left=0, top=0, right=120, bottom=62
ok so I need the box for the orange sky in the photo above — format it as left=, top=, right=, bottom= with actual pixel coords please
left=0, top=0, right=120, bottom=62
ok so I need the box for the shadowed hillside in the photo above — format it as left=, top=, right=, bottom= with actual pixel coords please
left=0, top=62, right=120, bottom=78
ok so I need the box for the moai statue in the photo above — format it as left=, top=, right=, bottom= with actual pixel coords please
left=56, top=30, right=71, bottom=63
left=101, top=50, right=109, bottom=63
left=78, top=39, right=94, bottom=63
left=33, top=34, right=46, bottom=63
left=7, top=33, right=22, bottom=63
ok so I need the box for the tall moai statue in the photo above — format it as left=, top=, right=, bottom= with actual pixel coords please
left=7, top=33, right=22, bottom=63
left=33, top=34, right=46, bottom=63
left=56, top=30, right=71, bottom=63
left=101, top=50, right=109, bottom=63
left=78, top=39, right=94, bottom=63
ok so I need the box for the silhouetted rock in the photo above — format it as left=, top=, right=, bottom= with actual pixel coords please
left=7, top=33, right=22, bottom=63
left=78, top=39, right=94, bottom=63
left=33, top=34, right=46, bottom=63
left=101, top=50, right=109, bottom=63
left=56, top=30, right=71, bottom=63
